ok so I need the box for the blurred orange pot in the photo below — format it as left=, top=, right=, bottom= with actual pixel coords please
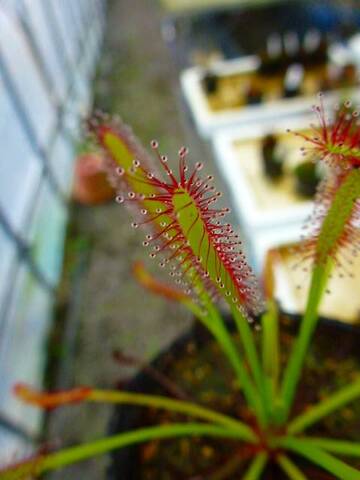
left=72, top=153, right=116, bottom=205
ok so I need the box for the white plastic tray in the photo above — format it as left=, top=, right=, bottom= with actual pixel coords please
left=212, top=118, right=315, bottom=232
left=181, top=55, right=359, bottom=138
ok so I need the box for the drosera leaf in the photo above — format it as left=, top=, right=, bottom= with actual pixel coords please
left=280, top=97, right=360, bottom=422
left=13, top=384, right=92, bottom=410
left=88, top=116, right=171, bottom=227
left=314, top=169, right=360, bottom=266
left=280, top=437, right=360, bottom=480
left=291, top=97, right=360, bottom=276
left=291, top=94, right=360, bottom=171
left=88, top=116, right=211, bottom=305
left=132, top=260, right=188, bottom=302
left=242, top=452, right=268, bottom=480
left=0, top=424, right=254, bottom=480
left=277, top=454, right=309, bottom=480
left=88, top=116, right=266, bottom=421
left=297, top=168, right=360, bottom=275
left=171, top=183, right=263, bottom=316
left=131, top=260, right=210, bottom=324
left=287, top=376, right=360, bottom=435
left=14, top=385, right=256, bottom=439
left=89, top=115, right=264, bottom=318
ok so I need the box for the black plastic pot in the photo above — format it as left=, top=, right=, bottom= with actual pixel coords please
left=107, top=315, right=360, bottom=480
left=107, top=321, right=215, bottom=480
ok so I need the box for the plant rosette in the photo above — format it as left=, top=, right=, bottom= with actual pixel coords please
left=107, top=316, right=360, bottom=479
left=2, top=97, right=360, bottom=480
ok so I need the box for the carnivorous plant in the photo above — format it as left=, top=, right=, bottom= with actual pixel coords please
left=2, top=95, right=360, bottom=479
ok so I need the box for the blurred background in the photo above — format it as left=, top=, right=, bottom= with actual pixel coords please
left=0, top=0, right=359, bottom=478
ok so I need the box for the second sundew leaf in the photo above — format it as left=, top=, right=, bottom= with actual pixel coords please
left=279, top=163, right=360, bottom=423
left=294, top=96, right=360, bottom=170
left=295, top=167, right=360, bottom=279
left=314, top=168, right=360, bottom=266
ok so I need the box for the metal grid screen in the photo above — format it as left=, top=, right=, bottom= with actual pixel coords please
left=0, top=0, right=105, bottom=460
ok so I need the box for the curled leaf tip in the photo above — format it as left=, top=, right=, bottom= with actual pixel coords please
left=132, top=261, right=188, bottom=302
left=14, top=384, right=92, bottom=410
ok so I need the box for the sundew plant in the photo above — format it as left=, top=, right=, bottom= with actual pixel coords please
left=2, top=96, right=360, bottom=479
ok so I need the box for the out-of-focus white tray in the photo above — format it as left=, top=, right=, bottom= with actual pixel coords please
left=263, top=240, right=360, bottom=324
left=251, top=224, right=304, bottom=274
left=212, top=118, right=316, bottom=234
left=181, top=55, right=359, bottom=138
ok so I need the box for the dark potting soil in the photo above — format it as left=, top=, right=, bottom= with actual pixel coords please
left=107, top=317, right=360, bottom=479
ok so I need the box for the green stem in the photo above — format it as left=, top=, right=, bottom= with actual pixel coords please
left=193, top=287, right=267, bottom=427
left=297, top=438, right=360, bottom=457
left=279, top=262, right=330, bottom=422
left=262, top=302, right=279, bottom=391
left=261, top=301, right=280, bottom=422
left=206, top=315, right=267, bottom=427
left=1, top=424, right=249, bottom=480
left=280, top=437, right=360, bottom=480
left=287, top=377, right=360, bottom=434
left=90, top=389, right=256, bottom=441
left=140, top=283, right=266, bottom=427
left=280, top=168, right=360, bottom=422
left=242, top=452, right=268, bottom=480
left=277, top=454, right=309, bottom=480
left=231, top=305, right=266, bottom=401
